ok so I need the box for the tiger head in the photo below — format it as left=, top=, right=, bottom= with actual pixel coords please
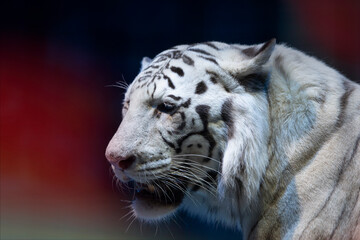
left=105, top=40, right=275, bottom=223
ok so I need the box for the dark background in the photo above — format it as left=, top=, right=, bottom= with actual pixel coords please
left=1, top=0, right=359, bottom=239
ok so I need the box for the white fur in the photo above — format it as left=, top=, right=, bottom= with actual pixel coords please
left=106, top=40, right=360, bottom=240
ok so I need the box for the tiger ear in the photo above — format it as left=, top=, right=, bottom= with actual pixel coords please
left=246, top=38, right=276, bottom=66
left=140, top=57, right=152, bottom=72
left=218, top=39, right=276, bottom=92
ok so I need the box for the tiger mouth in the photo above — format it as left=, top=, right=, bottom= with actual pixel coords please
left=132, top=178, right=187, bottom=206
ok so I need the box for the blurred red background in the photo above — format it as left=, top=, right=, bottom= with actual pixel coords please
left=1, top=0, right=359, bottom=239
left=0, top=37, right=127, bottom=239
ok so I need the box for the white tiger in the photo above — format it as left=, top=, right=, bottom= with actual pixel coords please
left=105, top=39, right=360, bottom=240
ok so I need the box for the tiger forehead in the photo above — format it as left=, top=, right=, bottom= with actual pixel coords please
left=132, top=43, right=224, bottom=94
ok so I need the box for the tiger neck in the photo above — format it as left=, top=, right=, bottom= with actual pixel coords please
left=242, top=45, right=345, bottom=239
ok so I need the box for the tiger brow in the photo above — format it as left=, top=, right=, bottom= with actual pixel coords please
left=167, top=95, right=182, bottom=101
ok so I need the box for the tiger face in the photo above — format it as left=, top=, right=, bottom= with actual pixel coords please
left=105, top=40, right=274, bottom=222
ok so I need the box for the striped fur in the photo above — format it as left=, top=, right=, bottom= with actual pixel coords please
left=106, top=39, right=360, bottom=239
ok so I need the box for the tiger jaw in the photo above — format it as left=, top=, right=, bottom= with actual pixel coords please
left=132, top=178, right=187, bottom=220
left=114, top=167, right=188, bottom=220
left=133, top=178, right=186, bottom=205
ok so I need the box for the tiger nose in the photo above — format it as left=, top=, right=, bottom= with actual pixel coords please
left=106, top=152, right=136, bottom=170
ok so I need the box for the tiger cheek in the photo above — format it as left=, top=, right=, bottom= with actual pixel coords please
left=180, top=135, right=210, bottom=156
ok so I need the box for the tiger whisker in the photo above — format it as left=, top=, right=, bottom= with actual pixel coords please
left=121, top=205, right=133, bottom=211
left=172, top=157, right=222, bottom=176
left=162, top=181, right=177, bottom=202
left=170, top=160, right=220, bottom=182
left=125, top=214, right=137, bottom=233
left=162, top=178, right=201, bottom=207
left=104, top=84, right=128, bottom=90
left=154, top=224, right=159, bottom=237
left=145, top=171, right=202, bottom=206
left=115, top=82, right=129, bottom=88
left=119, top=208, right=135, bottom=221
left=168, top=167, right=218, bottom=197
left=120, top=74, right=129, bottom=87
left=153, top=180, right=173, bottom=204
left=171, top=216, right=182, bottom=229
left=164, top=221, right=175, bottom=240
left=171, top=163, right=219, bottom=188
left=175, top=154, right=222, bottom=164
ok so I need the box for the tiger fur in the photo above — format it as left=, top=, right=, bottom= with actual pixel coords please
left=105, top=39, right=360, bottom=240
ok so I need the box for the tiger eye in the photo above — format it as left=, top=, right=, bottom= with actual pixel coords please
left=157, top=102, right=176, bottom=114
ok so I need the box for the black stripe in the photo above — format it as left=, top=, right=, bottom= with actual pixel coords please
left=177, top=112, right=186, bottom=130
left=156, top=52, right=172, bottom=58
left=203, top=42, right=220, bottom=50
left=348, top=187, right=360, bottom=239
left=159, top=130, right=176, bottom=149
left=206, top=70, right=219, bottom=84
left=151, top=83, right=157, bottom=99
left=138, top=76, right=150, bottom=82
left=248, top=218, right=260, bottom=239
left=221, top=99, right=234, bottom=139
left=167, top=95, right=182, bottom=101
left=188, top=48, right=214, bottom=57
left=199, top=56, right=218, bottom=65
left=195, top=81, right=208, bottom=94
left=209, top=76, right=217, bottom=84
left=180, top=98, right=191, bottom=108
left=182, top=55, right=194, bottom=66
left=195, top=105, right=210, bottom=127
left=195, top=105, right=216, bottom=157
left=335, top=79, right=354, bottom=128
left=299, top=135, right=360, bottom=238
left=153, top=56, right=168, bottom=63
left=163, top=75, right=175, bottom=89
left=146, top=75, right=157, bottom=87
left=172, top=50, right=182, bottom=59
left=170, top=66, right=184, bottom=77
left=168, top=78, right=175, bottom=89
left=328, top=188, right=357, bottom=239
left=148, top=65, right=160, bottom=69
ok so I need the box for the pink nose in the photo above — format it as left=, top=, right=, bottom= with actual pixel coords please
left=106, top=153, right=136, bottom=170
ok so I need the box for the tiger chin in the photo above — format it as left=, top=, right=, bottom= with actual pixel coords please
left=106, top=39, right=360, bottom=239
